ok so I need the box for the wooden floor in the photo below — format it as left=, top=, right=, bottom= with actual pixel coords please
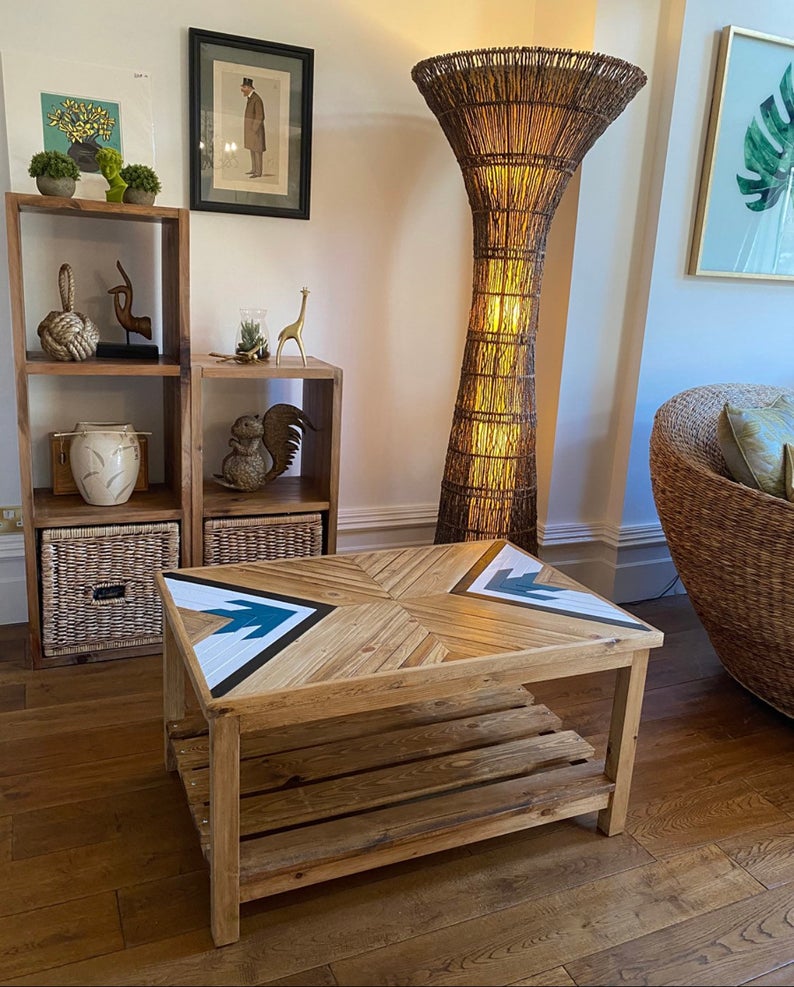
left=1, top=594, right=793, bottom=986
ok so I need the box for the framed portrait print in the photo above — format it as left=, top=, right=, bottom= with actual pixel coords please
left=690, top=26, right=794, bottom=280
left=188, top=28, right=313, bottom=219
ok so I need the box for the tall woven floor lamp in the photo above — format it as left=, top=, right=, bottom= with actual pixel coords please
left=412, top=47, right=646, bottom=554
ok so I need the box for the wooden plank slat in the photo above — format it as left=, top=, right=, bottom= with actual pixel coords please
left=226, top=640, right=640, bottom=732
left=510, top=968, right=577, bottom=987
left=242, top=601, right=449, bottom=692
left=179, top=703, right=562, bottom=794
left=234, top=730, right=594, bottom=838
left=201, top=555, right=391, bottom=606
left=349, top=542, right=494, bottom=599
left=177, top=706, right=561, bottom=798
left=22, top=655, right=161, bottom=709
left=169, top=684, right=536, bottom=767
left=404, top=592, right=656, bottom=657
left=238, top=761, right=613, bottom=899
left=0, top=683, right=25, bottom=712
left=173, top=713, right=581, bottom=847
left=10, top=784, right=200, bottom=863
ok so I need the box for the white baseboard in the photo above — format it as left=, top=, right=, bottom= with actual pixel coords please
left=539, top=519, right=684, bottom=603
left=336, top=503, right=437, bottom=553
left=0, top=510, right=682, bottom=625
left=338, top=506, right=682, bottom=604
left=0, top=535, right=27, bottom=624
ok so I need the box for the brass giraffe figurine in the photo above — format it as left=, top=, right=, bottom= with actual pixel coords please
left=276, top=287, right=310, bottom=367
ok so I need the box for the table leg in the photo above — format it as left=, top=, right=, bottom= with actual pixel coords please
left=597, top=648, right=649, bottom=836
left=210, top=714, right=241, bottom=946
left=163, top=619, right=185, bottom=772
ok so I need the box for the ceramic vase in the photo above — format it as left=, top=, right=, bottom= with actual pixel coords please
left=67, top=422, right=142, bottom=506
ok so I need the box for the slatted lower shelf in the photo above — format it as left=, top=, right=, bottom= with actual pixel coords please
left=168, top=685, right=614, bottom=900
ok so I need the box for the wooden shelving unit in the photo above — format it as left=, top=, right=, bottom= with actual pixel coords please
left=6, top=192, right=343, bottom=667
left=6, top=192, right=191, bottom=668
left=190, top=354, right=342, bottom=564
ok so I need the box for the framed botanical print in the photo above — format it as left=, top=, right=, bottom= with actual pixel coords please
left=188, top=28, right=313, bottom=219
left=690, top=25, right=794, bottom=280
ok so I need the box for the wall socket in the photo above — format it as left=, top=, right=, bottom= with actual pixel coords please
left=0, top=506, right=23, bottom=535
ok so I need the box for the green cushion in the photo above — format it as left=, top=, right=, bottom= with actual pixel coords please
left=717, top=394, right=794, bottom=498
left=786, top=443, right=794, bottom=503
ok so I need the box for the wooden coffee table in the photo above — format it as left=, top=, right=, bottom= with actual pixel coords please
left=156, top=540, right=663, bottom=946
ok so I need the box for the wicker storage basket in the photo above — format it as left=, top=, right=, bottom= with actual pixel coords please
left=40, top=521, right=180, bottom=657
left=203, top=513, right=323, bottom=565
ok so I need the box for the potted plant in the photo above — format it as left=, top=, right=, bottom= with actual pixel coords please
left=119, top=163, right=162, bottom=206
left=28, top=150, right=81, bottom=197
left=237, top=308, right=270, bottom=360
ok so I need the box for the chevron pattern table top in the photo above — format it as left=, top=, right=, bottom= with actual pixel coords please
left=157, top=540, right=662, bottom=722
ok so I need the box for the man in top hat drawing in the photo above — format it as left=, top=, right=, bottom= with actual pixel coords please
left=240, top=77, right=265, bottom=178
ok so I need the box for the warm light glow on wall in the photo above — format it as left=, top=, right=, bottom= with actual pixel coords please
left=412, top=47, right=646, bottom=553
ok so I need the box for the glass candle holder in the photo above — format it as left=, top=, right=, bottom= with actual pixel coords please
left=237, top=308, right=270, bottom=360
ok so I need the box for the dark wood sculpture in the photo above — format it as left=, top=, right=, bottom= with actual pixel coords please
left=108, top=260, right=152, bottom=340
left=96, top=259, right=158, bottom=359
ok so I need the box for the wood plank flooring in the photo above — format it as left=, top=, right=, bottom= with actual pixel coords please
left=0, top=597, right=792, bottom=986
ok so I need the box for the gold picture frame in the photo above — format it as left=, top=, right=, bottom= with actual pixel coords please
left=689, top=25, right=794, bottom=280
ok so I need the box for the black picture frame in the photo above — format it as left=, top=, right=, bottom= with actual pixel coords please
left=188, top=27, right=313, bottom=219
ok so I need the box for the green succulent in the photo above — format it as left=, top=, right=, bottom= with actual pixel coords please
left=238, top=318, right=269, bottom=357
left=119, top=163, right=162, bottom=194
left=737, top=63, right=794, bottom=211
left=28, top=150, right=81, bottom=180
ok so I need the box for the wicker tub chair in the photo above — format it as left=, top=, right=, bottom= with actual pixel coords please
left=650, top=383, right=794, bottom=718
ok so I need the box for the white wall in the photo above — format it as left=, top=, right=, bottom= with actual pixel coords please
left=5, top=0, right=783, bottom=623
left=542, top=0, right=669, bottom=601
left=0, top=0, right=544, bottom=620
left=621, top=0, right=794, bottom=549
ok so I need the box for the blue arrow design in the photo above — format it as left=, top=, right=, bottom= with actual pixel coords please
left=485, top=567, right=567, bottom=600
left=206, top=599, right=291, bottom=640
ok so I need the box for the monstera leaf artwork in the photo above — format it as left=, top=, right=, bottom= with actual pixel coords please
left=736, top=63, right=794, bottom=211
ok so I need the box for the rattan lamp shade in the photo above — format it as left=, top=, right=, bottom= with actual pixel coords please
left=412, top=47, right=647, bottom=553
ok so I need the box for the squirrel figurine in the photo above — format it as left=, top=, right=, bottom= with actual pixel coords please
left=214, top=414, right=266, bottom=491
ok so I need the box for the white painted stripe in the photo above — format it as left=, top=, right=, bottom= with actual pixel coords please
left=163, top=576, right=318, bottom=690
